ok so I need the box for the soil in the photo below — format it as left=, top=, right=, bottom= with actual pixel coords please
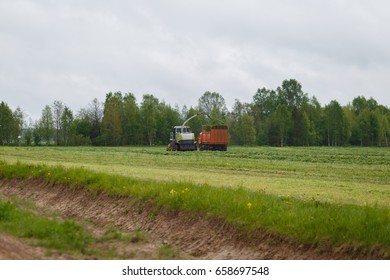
left=0, top=179, right=387, bottom=260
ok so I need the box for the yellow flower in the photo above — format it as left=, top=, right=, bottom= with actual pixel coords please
left=247, top=202, right=252, bottom=209
left=170, top=189, right=177, bottom=195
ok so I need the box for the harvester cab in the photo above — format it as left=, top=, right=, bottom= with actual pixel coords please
left=167, top=113, right=202, bottom=151
left=168, top=126, right=196, bottom=151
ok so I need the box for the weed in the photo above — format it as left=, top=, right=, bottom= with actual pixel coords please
left=100, top=227, right=123, bottom=242
left=158, top=244, right=180, bottom=260
left=0, top=200, right=14, bottom=221
left=130, top=230, right=148, bottom=243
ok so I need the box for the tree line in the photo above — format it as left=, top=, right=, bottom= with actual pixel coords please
left=1, top=79, right=389, bottom=147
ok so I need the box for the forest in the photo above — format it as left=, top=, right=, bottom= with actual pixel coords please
left=0, top=79, right=389, bottom=147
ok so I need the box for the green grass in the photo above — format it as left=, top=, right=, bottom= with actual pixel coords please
left=0, top=196, right=155, bottom=259
left=0, top=146, right=389, bottom=207
left=158, top=244, right=180, bottom=260
left=0, top=160, right=389, bottom=256
left=0, top=199, right=91, bottom=253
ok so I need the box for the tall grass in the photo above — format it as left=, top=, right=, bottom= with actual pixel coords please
left=0, top=160, right=389, bottom=256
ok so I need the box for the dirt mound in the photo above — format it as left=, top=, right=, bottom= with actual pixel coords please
left=0, top=179, right=385, bottom=259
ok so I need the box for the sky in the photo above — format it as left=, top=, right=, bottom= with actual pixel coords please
left=1, top=0, right=390, bottom=121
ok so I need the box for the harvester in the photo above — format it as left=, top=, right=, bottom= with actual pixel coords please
left=167, top=113, right=199, bottom=151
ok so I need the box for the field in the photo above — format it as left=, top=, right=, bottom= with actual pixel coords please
left=0, top=146, right=389, bottom=259
left=1, top=146, right=389, bottom=207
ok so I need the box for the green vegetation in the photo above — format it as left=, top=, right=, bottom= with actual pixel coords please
left=0, top=197, right=157, bottom=259
left=158, top=244, right=180, bottom=260
left=0, top=144, right=389, bottom=257
left=0, top=199, right=91, bottom=253
left=1, top=146, right=389, bottom=207
left=1, top=80, right=390, bottom=147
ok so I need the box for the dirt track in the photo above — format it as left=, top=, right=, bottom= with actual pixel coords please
left=0, top=179, right=385, bottom=260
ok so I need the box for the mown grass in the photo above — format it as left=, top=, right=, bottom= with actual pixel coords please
left=0, top=146, right=389, bottom=207
left=1, top=160, right=389, bottom=257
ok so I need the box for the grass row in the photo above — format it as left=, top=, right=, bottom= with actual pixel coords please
left=1, top=160, right=389, bottom=257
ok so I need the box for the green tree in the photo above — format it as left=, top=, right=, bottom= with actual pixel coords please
left=228, top=99, right=250, bottom=145
left=122, top=93, right=141, bottom=145
left=0, top=102, right=18, bottom=145
left=87, top=98, right=103, bottom=145
left=376, top=106, right=390, bottom=146
left=358, top=108, right=379, bottom=146
left=251, top=88, right=277, bottom=145
left=235, top=112, right=256, bottom=145
left=38, top=105, right=55, bottom=145
left=324, top=100, right=349, bottom=146
left=271, top=104, right=292, bottom=147
left=140, top=94, right=159, bottom=145
left=102, top=92, right=123, bottom=146
left=252, top=88, right=278, bottom=117
left=156, top=102, right=181, bottom=145
left=69, top=115, right=92, bottom=146
left=33, top=120, right=42, bottom=145
left=61, top=106, right=73, bottom=145
left=12, top=107, right=24, bottom=144
left=24, top=118, right=34, bottom=146
left=352, top=96, right=367, bottom=115
left=350, top=96, right=380, bottom=146
left=277, top=79, right=309, bottom=145
left=198, top=91, right=227, bottom=124
left=302, top=97, right=323, bottom=145
left=277, top=79, right=308, bottom=110
left=229, top=99, right=243, bottom=145
left=52, top=100, right=65, bottom=146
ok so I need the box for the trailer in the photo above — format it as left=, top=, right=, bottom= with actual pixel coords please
left=198, top=125, right=228, bottom=151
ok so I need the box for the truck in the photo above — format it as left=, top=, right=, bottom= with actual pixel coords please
left=167, top=114, right=199, bottom=151
left=198, top=125, right=228, bottom=151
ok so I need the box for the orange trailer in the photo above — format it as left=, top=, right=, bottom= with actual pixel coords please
left=198, top=125, right=228, bottom=151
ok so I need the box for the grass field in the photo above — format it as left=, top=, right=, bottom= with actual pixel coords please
left=0, top=146, right=389, bottom=207
left=0, top=146, right=389, bottom=257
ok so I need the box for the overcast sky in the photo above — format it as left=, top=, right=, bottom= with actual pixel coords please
left=1, top=0, right=390, bottom=120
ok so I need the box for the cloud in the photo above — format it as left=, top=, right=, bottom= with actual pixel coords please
left=1, top=0, right=389, bottom=120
